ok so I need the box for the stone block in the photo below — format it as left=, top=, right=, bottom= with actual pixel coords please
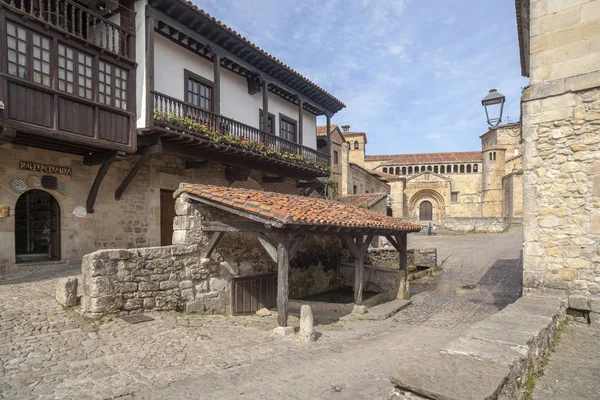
left=121, top=282, right=138, bottom=293
left=138, top=282, right=159, bottom=291
left=209, top=277, right=228, bottom=292
left=185, top=300, right=204, bottom=313
left=56, top=277, right=78, bottom=307
left=569, top=295, right=590, bottom=311
left=88, top=295, right=123, bottom=313
left=123, top=298, right=143, bottom=311
left=298, top=305, right=316, bottom=342
left=179, top=280, right=193, bottom=290
left=590, top=298, right=600, bottom=313
left=591, top=215, right=600, bottom=234
left=181, top=288, right=195, bottom=302
left=273, top=326, right=294, bottom=336
left=590, top=312, right=600, bottom=328
left=195, top=281, right=209, bottom=293
left=143, top=298, right=155, bottom=309
left=256, top=308, right=271, bottom=317
left=353, top=305, right=368, bottom=314
left=203, top=296, right=226, bottom=314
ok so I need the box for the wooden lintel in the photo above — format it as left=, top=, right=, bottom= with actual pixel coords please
left=289, top=235, right=305, bottom=260
left=83, top=151, right=125, bottom=166
left=200, top=221, right=272, bottom=233
left=262, top=176, right=284, bottom=183
left=0, top=127, right=16, bottom=145
left=86, top=162, right=112, bottom=213
left=200, top=231, right=224, bottom=258
left=255, top=232, right=278, bottom=264
left=185, top=160, right=207, bottom=169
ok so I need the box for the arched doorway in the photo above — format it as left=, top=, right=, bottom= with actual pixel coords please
left=419, top=201, right=433, bottom=221
left=15, top=190, right=61, bottom=263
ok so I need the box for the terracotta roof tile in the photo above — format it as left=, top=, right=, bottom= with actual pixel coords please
left=179, top=184, right=421, bottom=233
left=340, top=193, right=388, bottom=209
left=316, top=124, right=339, bottom=136
left=366, top=151, right=483, bottom=164
left=174, top=0, right=346, bottom=110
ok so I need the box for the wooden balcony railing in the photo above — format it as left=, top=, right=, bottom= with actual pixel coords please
left=2, top=0, right=134, bottom=60
left=152, top=91, right=330, bottom=170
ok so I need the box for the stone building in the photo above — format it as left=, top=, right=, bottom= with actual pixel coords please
left=316, top=124, right=345, bottom=193
left=338, top=123, right=523, bottom=229
left=0, top=0, right=344, bottom=274
left=516, top=0, right=600, bottom=307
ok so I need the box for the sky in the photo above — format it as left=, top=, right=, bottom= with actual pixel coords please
left=197, top=0, right=530, bottom=155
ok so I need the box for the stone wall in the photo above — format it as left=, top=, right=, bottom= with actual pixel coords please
left=338, top=264, right=402, bottom=294
left=0, top=145, right=297, bottom=274
left=366, top=248, right=437, bottom=271
left=442, top=217, right=510, bottom=233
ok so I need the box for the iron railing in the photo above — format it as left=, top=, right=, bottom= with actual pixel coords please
left=2, top=0, right=135, bottom=60
left=152, top=91, right=330, bottom=168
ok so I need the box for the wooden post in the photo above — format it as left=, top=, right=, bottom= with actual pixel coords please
left=297, top=97, right=303, bottom=145
left=276, top=232, right=290, bottom=327
left=354, top=235, right=365, bottom=305
left=145, top=13, right=155, bottom=127
left=396, top=233, right=409, bottom=300
left=262, top=79, right=269, bottom=135
left=325, top=113, right=331, bottom=152
left=213, top=53, right=221, bottom=116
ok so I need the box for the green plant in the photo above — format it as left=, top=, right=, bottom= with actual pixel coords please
left=327, top=178, right=338, bottom=200
left=153, top=110, right=331, bottom=173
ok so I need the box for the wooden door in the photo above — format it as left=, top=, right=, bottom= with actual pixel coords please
left=160, top=190, right=176, bottom=246
left=231, top=273, right=277, bottom=315
left=419, top=201, right=433, bottom=221
left=50, top=198, right=61, bottom=259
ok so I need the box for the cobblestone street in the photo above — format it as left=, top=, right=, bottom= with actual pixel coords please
left=1, top=226, right=523, bottom=399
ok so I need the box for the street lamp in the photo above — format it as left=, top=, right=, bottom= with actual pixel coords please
left=481, top=89, right=505, bottom=127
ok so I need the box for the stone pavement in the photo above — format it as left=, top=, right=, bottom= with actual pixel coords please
left=1, top=226, right=523, bottom=399
left=531, top=322, right=600, bottom=400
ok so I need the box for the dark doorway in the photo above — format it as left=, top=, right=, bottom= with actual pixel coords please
left=15, top=190, right=61, bottom=263
left=419, top=201, right=433, bottom=221
left=160, top=189, right=176, bottom=246
left=231, top=273, right=277, bottom=315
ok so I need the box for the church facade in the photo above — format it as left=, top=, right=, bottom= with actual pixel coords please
left=342, top=123, right=523, bottom=227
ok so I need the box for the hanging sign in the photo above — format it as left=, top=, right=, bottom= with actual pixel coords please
left=0, top=206, right=9, bottom=219
left=19, top=161, right=72, bottom=176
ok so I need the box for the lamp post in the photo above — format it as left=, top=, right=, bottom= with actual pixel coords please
left=481, top=89, right=505, bottom=127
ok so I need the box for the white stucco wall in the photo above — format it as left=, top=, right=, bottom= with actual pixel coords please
left=152, top=33, right=318, bottom=149
left=135, top=0, right=148, bottom=128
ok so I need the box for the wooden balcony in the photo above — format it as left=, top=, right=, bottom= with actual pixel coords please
left=148, top=91, right=330, bottom=178
left=1, top=0, right=135, bottom=61
left=0, top=1, right=136, bottom=155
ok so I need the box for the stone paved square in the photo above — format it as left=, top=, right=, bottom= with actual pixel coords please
left=0, top=227, right=523, bottom=399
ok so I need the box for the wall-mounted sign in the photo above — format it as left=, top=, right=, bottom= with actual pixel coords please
left=0, top=206, right=9, bottom=219
left=19, top=161, right=72, bottom=176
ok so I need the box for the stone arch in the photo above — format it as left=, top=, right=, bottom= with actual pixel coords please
left=353, top=141, right=359, bottom=149
left=408, top=189, right=445, bottom=222
left=395, top=167, right=400, bottom=175
left=383, top=167, right=388, bottom=173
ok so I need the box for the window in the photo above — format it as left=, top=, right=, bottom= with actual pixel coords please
left=185, top=69, right=213, bottom=111
left=279, top=114, right=297, bottom=143
left=353, top=185, right=357, bottom=194
left=383, top=167, right=388, bottom=173
left=453, top=165, right=458, bottom=173
left=421, top=166, right=426, bottom=172
left=489, top=153, right=493, bottom=161
left=354, top=141, right=359, bottom=149
left=32, top=34, right=51, bottom=87
left=259, top=109, right=275, bottom=134
left=408, top=166, right=413, bottom=174
left=440, top=165, right=445, bottom=174
left=460, top=165, right=465, bottom=173
left=474, top=164, right=479, bottom=172
left=7, top=23, right=28, bottom=79
left=434, top=166, right=438, bottom=173
left=466, top=164, right=472, bottom=173
left=493, top=152, right=497, bottom=161
left=57, top=45, right=92, bottom=99
left=98, top=61, right=127, bottom=110
left=447, top=164, right=452, bottom=173
left=451, top=192, right=459, bottom=203
left=334, top=151, right=339, bottom=164
left=427, top=165, right=432, bottom=171
left=402, top=167, right=406, bottom=175
left=395, top=167, right=400, bottom=175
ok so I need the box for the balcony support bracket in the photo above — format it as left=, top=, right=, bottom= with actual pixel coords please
left=86, top=161, right=112, bottom=214
left=0, top=127, right=16, bottom=146
left=114, top=142, right=162, bottom=201
left=83, top=151, right=126, bottom=166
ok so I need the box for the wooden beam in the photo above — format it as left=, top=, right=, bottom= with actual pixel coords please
left=83, top=151, right=125, bottom=166
left=289, top=235, right=305, bottom=260
left=145, top=11, right=155, bottom=127
left=342, top=235, right=360, bottom=260
left=213, top=52, right=221, bottom=116
left=114, top=143, right=162, bottom=201
left=326, top=113, right=331, bottom=153
left=200, top=231, right=225, bottom=258
left=255, top=232, right=278, bottom=263
left=354, top=235, right=369, bottom=305
left=0, top=127, right=16, bottom=146
left=276, top=232, right=290, bottom=327
left=201, top=221, right=272, bottom=232
left=262, top=79, right=269, bottom=134
left=297, top=97, right=303, bottom=145
left=86, top=162, right=112, bottom=213
left=225, top=167, right=249, bottom=183
left=395, top=233, right=409, bottom=300
left=262, top=176, right=285, bottom=183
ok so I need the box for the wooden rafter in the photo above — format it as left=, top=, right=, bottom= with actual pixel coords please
left=114, top=142, right=162, bottom=201
left=83, top=151, right=125, bottom=166
left=255, top=232, right=278, bottom=263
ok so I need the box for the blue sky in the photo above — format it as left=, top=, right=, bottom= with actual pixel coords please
left=199, top=0, right=529, bottom=155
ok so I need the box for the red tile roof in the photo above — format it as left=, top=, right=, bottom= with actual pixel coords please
left=316, top=124, right=339, bottom=137
left=174, top=0, right=346, bottom=110
left=366, top=151, right=482, bottom=164
left=178, top=184, right=421, bottom=233
left=340, top=193, right=388, bottom=209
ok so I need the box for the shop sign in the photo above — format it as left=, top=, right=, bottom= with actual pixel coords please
left=19, top=161, right=72, bottom=176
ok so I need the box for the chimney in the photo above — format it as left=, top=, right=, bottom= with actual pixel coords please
left=341, top=124, right=350, bottom=132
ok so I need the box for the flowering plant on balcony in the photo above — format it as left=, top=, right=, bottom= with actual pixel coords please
left=153, top=109, right=330, bottom=173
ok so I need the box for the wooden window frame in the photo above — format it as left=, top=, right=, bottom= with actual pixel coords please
left=184, top=69, right=213, bottom=112
left=334, top=150, right=339, bottom=164
left=259, top=109, right=275, bottom=134
left=279, top=113, right=297, bottom=143
left=6, top=21, right=53, bottom=87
